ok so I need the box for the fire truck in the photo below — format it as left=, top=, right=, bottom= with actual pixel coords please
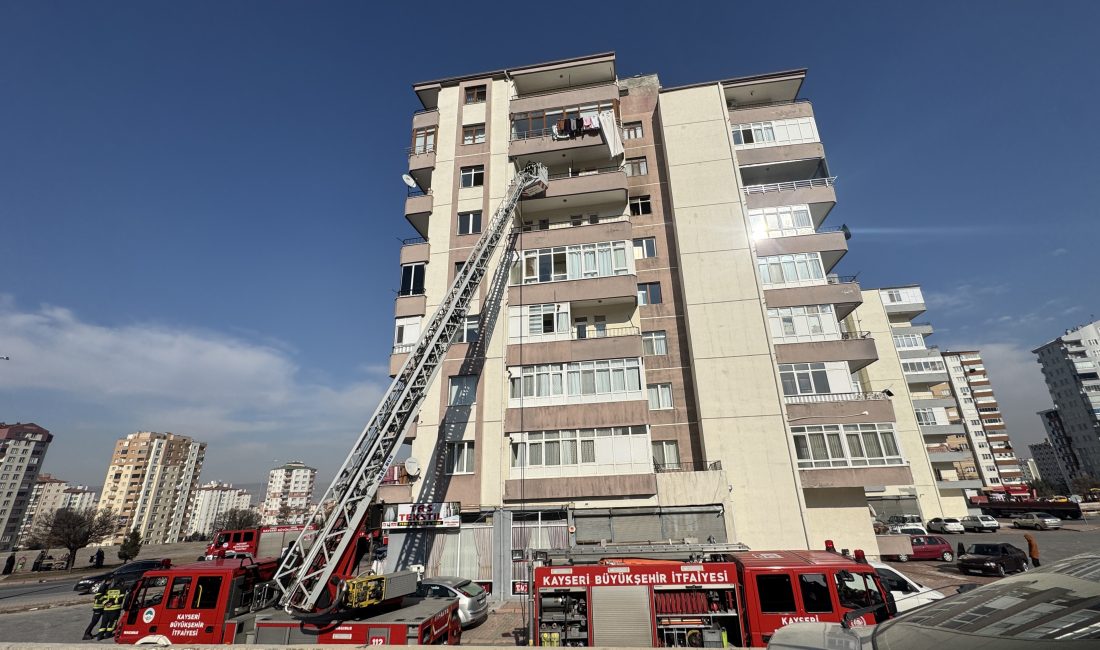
left=111, top=164, right=554, bottom=645
left=531, top=543, right=894, bottom=648
left=202, top=526, right=317, bottom=560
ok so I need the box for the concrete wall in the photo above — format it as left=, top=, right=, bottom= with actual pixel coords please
left=802, top=487, right=879, bottom=558
left=658, top=84, right=810, bottom=549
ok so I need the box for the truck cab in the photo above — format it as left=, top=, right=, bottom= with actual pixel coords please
left=205, top=529, right=261, bottom=559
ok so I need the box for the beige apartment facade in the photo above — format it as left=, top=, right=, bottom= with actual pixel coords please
left=382, top=53, right=944, bottom=593
left=97, top=431, right=206, bottom=545
left=0, top=423, right=53, bottom=551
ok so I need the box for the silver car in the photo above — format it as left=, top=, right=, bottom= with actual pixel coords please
left=960, top=514, right=1000, bottom=532
left=418, top=577, right=489, bottom=627
left=1013, top=512, right=1062, bottom=530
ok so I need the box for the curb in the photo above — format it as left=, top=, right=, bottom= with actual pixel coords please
left=0, top=599, right=86, bottom=616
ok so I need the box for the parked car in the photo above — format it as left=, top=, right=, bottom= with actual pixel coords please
left=892, top=535, right=954, bottom=562
left=872, top=519, right=891, bottom=535
left=960, top=514, right=1000, bottom=532
left=1013, top=512, right=1063, bottom=530
left=957, top=542, right=1029, bottom=576
left=869, top=561, right=945, bottom=612
left=416, top=577, right=488, bottom=627
left=887, top=514, right=923, bottom=526
left=1048, top=495, right=1070, bottom=502
left=73, top=559, right=167, bottom=595
left=927, top=517, right=965, bottom=534
left=766, top=552, right=1100, bottom=649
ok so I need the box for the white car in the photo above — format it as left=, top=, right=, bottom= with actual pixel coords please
left=870, top=561, right=945, bottom=612
left=889, top=524, right=928, bottom=536
left=926, top=517, right=964, bottom=534
left=960, top=514, right=1000, bottom=532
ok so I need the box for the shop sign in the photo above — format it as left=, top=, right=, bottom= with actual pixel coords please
left=381, top=502, right=461, bottom=529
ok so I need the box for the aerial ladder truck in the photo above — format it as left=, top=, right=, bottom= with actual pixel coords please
left=114, top=164, right=549, bottom=645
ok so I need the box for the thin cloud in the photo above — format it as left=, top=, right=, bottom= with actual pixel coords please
left=925, top=283, right=1011, bottom=310
left=1052, top=247, right=1068, bottom=256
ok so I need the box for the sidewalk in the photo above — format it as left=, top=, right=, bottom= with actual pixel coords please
left=462, top=601, right=526, bottom=647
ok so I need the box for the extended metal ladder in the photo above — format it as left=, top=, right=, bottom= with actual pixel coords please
left=274, top=163, right=548, bottom=614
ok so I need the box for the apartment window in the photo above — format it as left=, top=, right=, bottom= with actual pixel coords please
left=513, top=241, right=631, bottom=285
left=449, top=375, right=478, bottom=406
left=757, top=253, right=825, bottom=285
left=455, top=210, right=482, bottom=235
left=767, top=305, right=838, bottom=342
left=411, top=127, right=436, bottom=155
left=394, top=316, right=421, bottom=347
left=731, top=122, right=775, bottom=146
left=779, top=363, right=832, bottom=396
left=525, top=303, right=570, bottom=336
left=625, top=157, right=648, bottom=177
left=510, top=427, right=644, bottom=470
left=981, top=454, right=994, bottom=460
left=399, top=263, right=426, bottom=296
left=638, top=282, right=663, bottom=305
left=633, top=237, right=657, bottom=259
left=456, top=315, right=479, bottom=344
left=460, top=165, right=485, bottom=188
left=510, top=101, right=615, bottom=139
left=902, top=360, right=947, bottom=374
left=892, top=334, right=925, bottom=350
left=464, top=85, right=486, bottom=104
left=652, top=440, right=680, bottom=468
left=462, top=124, right=486, bottom=145
left=792, top=423, right=903, bottom=468
left=622, top=121, right=644, bottom=139
left=642, top=331, right=668, bottom=356
left=914, top=408, right=938, bottom=426
left=648, top=383, right=674, bottom=410
left=748, top=206, right=813, bottom=239
left=446, top=442, right=475, bottom=474
left=885, top=290, right=903, bottom=303
left=732, top=118, right=818, bottom=148
left=629, top=195, right=652, bottom=216
left=509, top=359, right=642, bottom=400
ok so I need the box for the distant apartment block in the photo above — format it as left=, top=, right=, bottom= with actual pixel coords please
left=1034, top=319, right=1100, bottom=479
left=1030, top=440, right=1069, bottom=492
left=96, top=431, right=206, bottom=545
left=0, top=423, right=53, bottom=551
left=16, top=474, right=97, bottom=545
left=262, top=461, right=316, bottom=525
left=1019, top=457, right=1040, bottom=484
left=187, top=481, right=252, bottom=538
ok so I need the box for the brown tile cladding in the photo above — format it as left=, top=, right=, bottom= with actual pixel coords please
left=503, top=473, right=657, bottom=501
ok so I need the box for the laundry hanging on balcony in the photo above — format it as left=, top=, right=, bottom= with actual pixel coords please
left=598, top=110, right=624, bottom=158
left=551, top=115, right=602, bottom=140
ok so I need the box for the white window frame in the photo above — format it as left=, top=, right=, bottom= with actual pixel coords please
left=902, top=360, right=947, bottom=374
left=633, top=237, right=657, bottom=259
left=456, top=315, right=479, bottom=344
left=449, top=375, right=478, bottom=406
left=757, top=253, right=826, bottom=287
left=508, top=358, right=644, bottom=406
left=460, top=165, right=485, bottom=188
left=647, top=383, right=674, bottom=410
left=394, top=316, right=421, bottom=347
left=625, top=157, right=648, bottom=176
left=652, top=440, right=680, bottom=469
left=457, top=211, right=482, bottom=235
left=779, top=362, right=832, bottom=396
left=462, top=123, right=486, bottom=145
left=622, top=122, right=644, bottom=139
left=731, top=117, right=818, bottom=149
left=792, top=423, right=904, bottom=469
left=638, top=282, right=662, bottom=305
left=513, top=241, right=633, bottom=285
left=767, top=305, right=839, bottom=343
left=892, top=333, right=925, bottom=350
left=446, top=441, right=475, bottom=474
left=747, top=205, right=814, bottom=239
left=399, top=262, right=426, bottom=296
left=629, top=195, right=652, bottom=216
left=642, top=331, right=668, bottom=356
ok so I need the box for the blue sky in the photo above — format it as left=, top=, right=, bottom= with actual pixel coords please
left=2, top=2, right=1098, bottom=488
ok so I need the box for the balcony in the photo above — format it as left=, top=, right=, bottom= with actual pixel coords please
left=407, top=144, right=436, bottom=180
left=740, top=157, right=830, bottom=190
left=935, top=469, right=982, bottom=490
left=882, top=293, right=927, bottom=318
left=504, top=473, right=656, bottom=502
left=411, top=108, right=438, bottom=130
left=763, top=275, right=863, bottom=319
left=754, top=229, right=847, bottom=273
left=799, top=464, right=913, bottom=489
left=516, top=216, right=631, bottom=250
left=519, top=168, right=628, bottom=215
left=506, top=326, right=642, bottom=365
left=394, top=294, right=427, bottom=318
left=737, top=141, right=825, bottom=168
left=511, top=81, right=619, bottom=114
left=510, top=53, right=616, bottom=98
left=926, top=444, right=972, bottom=463
left=904, top=369, right=950, bottom=385
left=509, top=126, right=613, bottom=161
left=784, top=391, right=894, bottom=425
left=399, top=237, right=429, bottom=264
left=404, top=188, right=432, bottom=239
left=508, top=273, right=637, bottom=307
left=654, top=459, right=723, bottom=473
left=919, top=423, right=967, bottom=437
left=505, top=399, right=649, bottom=432
left=774, top=332, right=878, bottom=371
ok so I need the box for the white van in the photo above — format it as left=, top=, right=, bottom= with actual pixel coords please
left=870, top=561, right=945, bottom=612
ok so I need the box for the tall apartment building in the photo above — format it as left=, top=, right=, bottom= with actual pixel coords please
left=1019, top=457, right=1040, bottom=484
left=97, top=431, right=206, bottom=545
left=1029, top=440, right=1067, bottom=491
left=262, top=461, right=316, bottom=525
left=382, top=53, right=942, bottom=589
left=942, top=350, right=1025, bottom=488
left=0, top=423, right=53, bottom=550
left=1034, top=320, right=1100, bottom=478
left=17, top=474, right=68, bottom=543
left=187, top=481, right=252, bottom=538
left=1037, top=408, right=1082, bottom=487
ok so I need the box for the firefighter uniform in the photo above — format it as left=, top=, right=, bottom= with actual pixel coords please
left=97, top=584, right=125, bottom=640
left=82, top=591, right=108, bottom=639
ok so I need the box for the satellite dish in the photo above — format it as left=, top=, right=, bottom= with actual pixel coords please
left=401, top=174, right=417, bottom=189
left=404, top=458, right=421, bottom=477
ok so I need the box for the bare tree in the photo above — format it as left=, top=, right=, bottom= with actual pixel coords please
left=212, top=508, right=261, bottom=534
left=31, top=508, right=115, bottom=571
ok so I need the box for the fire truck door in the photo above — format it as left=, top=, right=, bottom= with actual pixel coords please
left=590, top=586, right=652, bottom=647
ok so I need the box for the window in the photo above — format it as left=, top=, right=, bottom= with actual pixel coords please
left=622, top=122, right=643, bottom=139
left=510, top=427, right=644, bottom=469
left=756, top=574, right=796, bottom=613
left=648, top=383, right=674, bottom=410
left=778, top=363, right=832, bottom=396
left=625, top=157, right=648, bottom=176
left=885, top=289, right=903, bottom=303
left=767, top=305, right=838, bottom=342
left=446, top=441, right=475, bottom=474
left=509, top=359, right=642, bottom=400
left=462, top=124, right=486, bottom=145
left=633, top=237, right=657, bottom=259
left=166, top=576, right=192, bottom=609
left=732, top=118, right=818, bottom=148
left=731, top=122, right=775, bottom=146
left=394, top=316, right=421, bottom=347
left=457, top=211, right=482, bottom=235
left=652, top=440, right=680, bottom=468
left=457, top=315, right=479, bottom=344
left=512, top=241, right=631, bottom=285
left=460, top=165, right=485, bottom=188
left=834, top=572, right=880, bottom=610
left=411, top=127, right=436, bottom=155
left=449, top=375, right=478, bottom=406
left=192, top=576, right=222, bottom=609
left=642, top=331, right=668, bottom=356
left=793, top=423, right=904, bottom=469
left=799, top=574, right=833, bottom=613
left=892, top=334, right=925, bottom=350
left=747, top=205, right=813, bottom=239
left=464, top=85, right=486, bottom=104
left=902, top=360, right=946, bottom=374
left=399, top=263, right=425, bottom=296
left=523, top=303, right=570, bottom=337
left=638, top=282, right=663, bottom=305
left=914, top=408, right=938, bottom=426
left=757, top=253, right=825, bottom=285
left=629, top=195, right=652, bottom=216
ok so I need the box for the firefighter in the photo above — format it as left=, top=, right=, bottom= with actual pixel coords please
left=82, top=588, right=109, bottom=640
left=97, top=579, right=125, bottom=640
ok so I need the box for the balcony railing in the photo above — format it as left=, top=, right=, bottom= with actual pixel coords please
left=839, top=331, right=872, bottom=340
left=521, top=214, right=629, bottom=232
left=827, top=274, right=858, bottom=285
left=654, top=460, right=723, bottom=473
left=744, top=176, right=837, bottom=195
left=407, top=186, right=432, bottom=198
left=545, top=165, right=623, bottom=181
left=926, top=444, right=971, bottom=454
left=784, top=391, right=889, bottom=404
left=407, top=144, right=436, bottom=157
left=392, top=343, right=416, bottom=354
left=401, top=236, right=427, bottom=246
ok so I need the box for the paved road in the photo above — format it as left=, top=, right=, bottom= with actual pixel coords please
left=0, top=603, right=103, bottom=644
left=0, top=576, right=88, bottom=611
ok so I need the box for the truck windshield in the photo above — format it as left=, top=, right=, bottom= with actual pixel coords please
left=834, top=572, right=882, bottom=610
left=134, top=576, right=169, bottom=609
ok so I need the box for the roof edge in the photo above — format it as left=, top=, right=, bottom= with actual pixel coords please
left=413, top=51, right=617, bottom=90
left=659, top=68, right=808, bottom=94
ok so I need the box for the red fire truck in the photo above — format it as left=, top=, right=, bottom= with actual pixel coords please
left=202, top=526, right=317, bottom=560
left=532, top=544, right=893, bottom=647
left=115, top=558, right=461, bottom=645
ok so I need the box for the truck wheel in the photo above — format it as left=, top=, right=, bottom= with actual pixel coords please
left=941, top=552, right=953, bottom=562
left=895, top=554, right=909, bottom=562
